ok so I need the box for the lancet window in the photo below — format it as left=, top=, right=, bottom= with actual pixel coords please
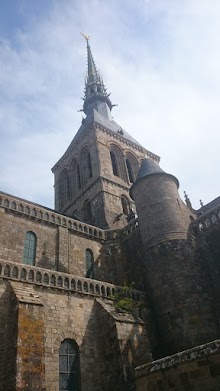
left=80, top=147, right=93, bottom=187
left=85, top=249, right=94, bottom=279
left=59, top=169, right=70, bottom=208
left=121, top=196, right=130, bottom=216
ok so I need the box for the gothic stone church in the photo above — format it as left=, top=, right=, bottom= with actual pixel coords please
left=1, top=38, right=220, bottom=391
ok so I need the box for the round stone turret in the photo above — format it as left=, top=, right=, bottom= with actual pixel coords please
left=130, top=159, right=192, bottom=248
left=130, top=159, right=219, bottom=357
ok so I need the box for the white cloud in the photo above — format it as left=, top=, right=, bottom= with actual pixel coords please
left=0, top=0, right=220, bottom=209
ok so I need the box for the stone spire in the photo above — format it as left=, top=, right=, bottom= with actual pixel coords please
left=80, top=33, right=114, bottom=117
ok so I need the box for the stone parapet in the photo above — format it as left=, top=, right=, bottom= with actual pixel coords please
left=0, top=258, right=144, bottom=301
left=135, top=340, right=220, bottom=391
left=0, top=191, right=105, bottom=241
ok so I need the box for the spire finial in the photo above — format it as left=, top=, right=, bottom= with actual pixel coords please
left=80, top=32, right=90, bottom=42
left=80, top=34, right=114, bottom=117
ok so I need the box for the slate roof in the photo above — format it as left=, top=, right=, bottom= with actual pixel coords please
left=197, top=196, right=220, bottom=214
left=136, top=158, right=164, bottom=181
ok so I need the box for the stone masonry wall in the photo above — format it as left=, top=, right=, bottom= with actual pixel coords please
left=0, top=205, right=111, bottom=281
left=16, top=303, right=45, bottom=391
left=143, top=240, right=219, bottom=358
left=135, top=340, right=220, bottom=391
left=0, top=207, right=57, bottom=269
left=95, top=299, right=152, bottom=391
left=96, top=125, right=146, bottom=229
left=0, top=280, right=18, bottom=391
left=56, top=122, right=149, bottom=229
left=0, top=279, right=149, bottom=391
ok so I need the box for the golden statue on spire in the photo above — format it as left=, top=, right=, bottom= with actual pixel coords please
left=80, top=32, right=90, bottom=41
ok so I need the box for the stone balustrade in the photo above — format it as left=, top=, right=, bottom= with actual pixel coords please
left=0, top=192, right=105, bottom=241
left=121, top=218, right=139, bottom=238
left=0, top=192, right=141, bottom=243
left=106, top=218, right=139, bottom=240
left=191, top=207, right=220, bottom=234
left=0, top=259, right=144, bottom=302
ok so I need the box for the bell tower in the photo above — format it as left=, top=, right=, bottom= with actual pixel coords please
left=52, top=35, right=159, bottom=229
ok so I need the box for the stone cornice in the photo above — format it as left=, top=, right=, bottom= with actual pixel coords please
left=94, top=122, right=160, bottom=162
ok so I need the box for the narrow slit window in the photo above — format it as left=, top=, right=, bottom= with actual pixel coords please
left=86, top=249, right=94, bottom=279
left=87, top=153, right=92, bottom=178
left=77, top=164, right=81, bottom=189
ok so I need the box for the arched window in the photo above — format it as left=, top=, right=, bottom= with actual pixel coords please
left=110, top=144, right=127, bottom=182
left=87, top=153, right=92, bottom=178
left=70, top=160, right=81, bottom=197
left=84, top=200, right=92, bottom=221
left=86, top=249, right=94, bottom=278
left=77, top=164, right=81, bottom=189
left=59, top=169, right=70, bottom=208
left=125, top=158, right=134, bottom=183
left=125, top=152, right=139, bottom=183
left=23, top=231, right=36, bottom=265
left=59, top=339, right=81, bottom=391
left=121, top=196, right=130, bottom=216
left=110, top=151, right=119, bottom=176
left=80, top=147, right=93, bottom=187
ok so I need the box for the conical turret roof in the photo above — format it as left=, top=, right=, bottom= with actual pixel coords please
left=130, top=158, right=179, bottom=199
left=136, top=159, right=164, bottom=181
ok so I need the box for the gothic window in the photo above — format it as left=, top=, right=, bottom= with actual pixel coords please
left=87, top=153, right=92, bottom=178
left=125, top=158, right=134, bottom=183
left=70, top=159, right=81, bottom=197
left=80, top=147, right=93, bottom=187
left=59, top=339, right=81, bottom=391
left=121, top=196, right=130, bottom=216
left=85, top=249, right=94, bottom=278
left=59, top=169, right=70, bottom=208
left=125, top=152, right=139, bottom=183
left=23, top=231, right=36, bottom=265
left=110, top=144, right=127, bottom=182
left=77, top=164, right=81, bottom=189
left=110, top=151, right=119, bottom=176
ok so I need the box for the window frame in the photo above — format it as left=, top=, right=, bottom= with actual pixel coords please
left=59, top=339, right=81, bottom=391
left=85, top=249, right=94, bottom=279
left=23, top=231, right=36, bottom=266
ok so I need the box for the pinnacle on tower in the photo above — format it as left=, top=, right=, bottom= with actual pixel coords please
left=184, top=190, right=193, bottom=210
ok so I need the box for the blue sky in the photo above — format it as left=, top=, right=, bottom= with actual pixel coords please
left=0, top=0, right=220, bottom=209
